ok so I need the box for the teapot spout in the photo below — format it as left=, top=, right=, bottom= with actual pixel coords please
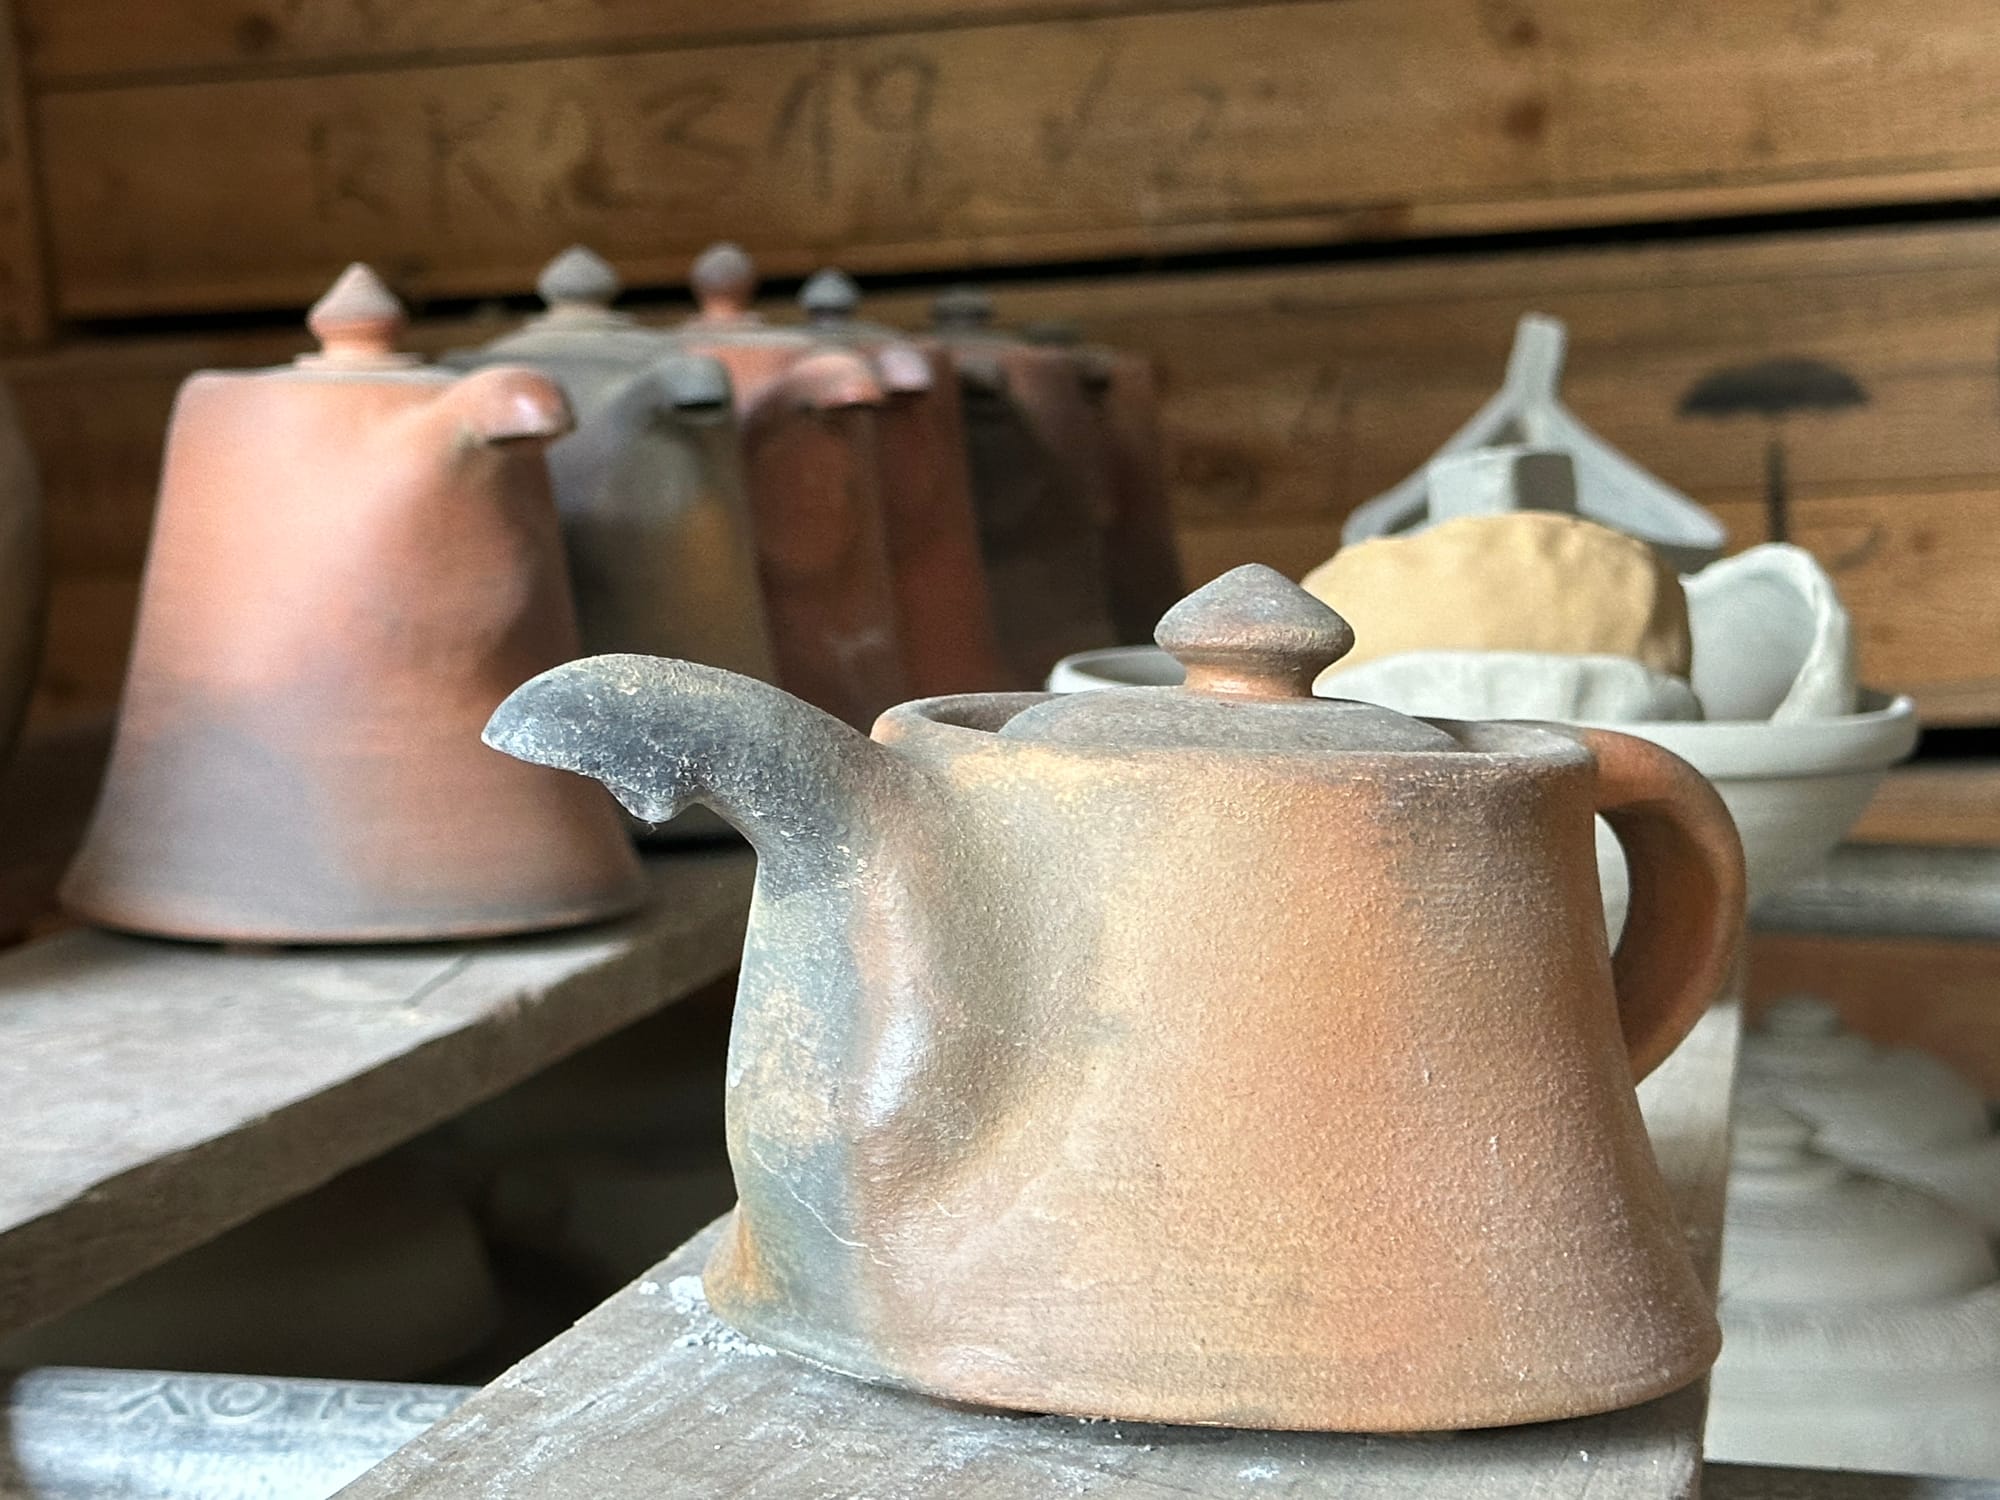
left=484, top=654, right=897, bottom=860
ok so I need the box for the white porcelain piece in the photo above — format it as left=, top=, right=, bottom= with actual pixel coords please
left=1425, top=444, right=1578, bottom=522
left=1742, top=997, right=2000, bottom=1234
left=1707, top=1100, right=2000, bottom=1480
left=1686, top=544, right=1856, bottom=721
left=1340, top=314, right=1727, bottom=571
left=1322, top=650, right=1702, bottom=722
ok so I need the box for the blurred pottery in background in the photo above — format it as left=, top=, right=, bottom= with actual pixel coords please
left=0, top=384, right=44, bottom=763
left=1686, top=543, right=1856, bottom=720
left=1341, top=314, right=1727, bottom=571
left=679, top=246, right=909, bottom=727
left=1707, top=1100, right=2000, bottom=1481
left=1742, top=997, right=2000, bottom=1234
left=929, top=286, right=1122, bottom=680
left=1020, top=319, right=1186, bottom=643
left=485, top=565, right=1743, bottom=1431
left=450, top=246, right=773, bottom=688
left=798, top=269, right=1016, bottom=694
left=60, top=265, right=643, bottom=942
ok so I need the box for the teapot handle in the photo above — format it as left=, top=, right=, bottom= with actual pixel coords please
left=1574, top=727, right=1747, bottom=1081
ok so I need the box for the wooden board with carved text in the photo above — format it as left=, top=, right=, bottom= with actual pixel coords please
left=13, top=219, right=2000, bottom=724
left=27, top=0, right=2000, bottom=316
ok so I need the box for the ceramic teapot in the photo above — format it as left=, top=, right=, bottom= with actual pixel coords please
left=930, top=286, right=1121, bottom=681
left=485, top=564, right=1746, bottom=1431
left=449, top=246, right=774, bottom=687
left=799, top=269, right=1016, bottom=694
left=62, top=265, right=643, bottom=942
left=678, top=246, right=910, bottom=728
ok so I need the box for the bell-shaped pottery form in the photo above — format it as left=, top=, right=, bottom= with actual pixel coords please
left=1707, top=1100, right=2000, bottom=1480
left=799, top=269, right=1015, bottom=695
left=60, top=265, right=644, bottom=942
left=0, top=383, right=45, bottom=765
left=448, top=246, right=774, bottom=689
left=485, top=564, right=1744, bottom=1431
left=678, top=248, right=910, bottom=728
left=1685, top=543, right=1856, bottom=721
left=1742, top=997, right=2000, bottom=1234
left=1020, top=318, right=1187, bottom=643
left=930, top=285, right=1123, bottom=681
left=1340, top=314, right=1727, bottom=571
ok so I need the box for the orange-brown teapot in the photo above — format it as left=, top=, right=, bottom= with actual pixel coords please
left=63, top=266, right=642, bottom=942
left=486, top=564, right=1745, bottom=1430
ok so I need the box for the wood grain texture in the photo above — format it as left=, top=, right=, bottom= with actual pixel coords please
left=1854, top=764, right=2000, bottom=848
left=16, top=0, right=1245, bottom=81
left=1747, top=931, right=2000, bottom=1098
left=0, top=849, right=752, bottom=1339
left=34, top=1, right=2000, bottom=316
left=334, top=1007, right=1738, bottom=1500
left=0, top=0, right=47, bottom=345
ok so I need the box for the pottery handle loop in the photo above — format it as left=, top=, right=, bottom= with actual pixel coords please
left=1575, top=726, right=1747, bottom=1081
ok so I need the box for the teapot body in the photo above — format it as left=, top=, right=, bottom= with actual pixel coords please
left=706, top=700, right=1719, bottom=1430
left=62, top=361, right=642, bottom=941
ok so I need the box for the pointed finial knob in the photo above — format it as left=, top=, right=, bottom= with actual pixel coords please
left=932, top=284, right=994, bottom=330
left=800, top=268, right=861, bottom=321
left=1156, top=564, right=1355, bottom=699
left=305, top=263, right=408, bottom=364
left=691, top=242, right=757, bottom=319
left=537, top=245, right=621, bottom=311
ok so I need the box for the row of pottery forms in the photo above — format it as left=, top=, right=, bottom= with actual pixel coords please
left=59, top=250, right=1184, bottom=941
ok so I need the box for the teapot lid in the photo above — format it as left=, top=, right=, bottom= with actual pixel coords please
left=295, top=264, right=423, bottom=371
left=536, top=244, right=626, bottom=322
left=999, top=565, right=1461, bottom=753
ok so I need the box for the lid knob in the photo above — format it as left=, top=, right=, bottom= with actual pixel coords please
left=537, top=245, right=621, bottom=311
left=932, top=284, right=994, bottom=330
left=305, top=263, right=408, bottom=364
left=1156, top=564, right=1356, bottom=699
left=800, top=268, right=861, bottom=322
left=691, top=242, right=757, bottom=319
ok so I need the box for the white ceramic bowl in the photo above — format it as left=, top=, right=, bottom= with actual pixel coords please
left=1046, top=647, right=1918, bottom=915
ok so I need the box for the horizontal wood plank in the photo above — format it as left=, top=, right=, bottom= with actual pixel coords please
left=1746, top=929, right=2000, bottom=1098
left=0, top=849, right=753, bottom=1339
left=1853, top=764, right=2000, bottom=848
left=16, top=0, right=1245, bottom=82
left=35, top=1, right=2000, bottom=316
left=333, top=1004, right=1739, bottom=1500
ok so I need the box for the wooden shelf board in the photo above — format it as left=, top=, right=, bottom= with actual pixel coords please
left=336, top=1004, right=1739, bottom=1500
left=0, top=848, right=754, bottom=1338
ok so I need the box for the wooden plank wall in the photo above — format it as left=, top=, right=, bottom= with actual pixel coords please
left=7, top=0, right=2000, bottom=738
left=0, top=0, right=49, bottom=344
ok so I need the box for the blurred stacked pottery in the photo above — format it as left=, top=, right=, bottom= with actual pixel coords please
left=677, top=244, right=908, bottom=727
left=1707, top=1100, right=2000, bottom=1480
left=0, top=383, right=43, bottom=762
left=928, top=285, right=1122, bottom=681
left=797, top=269, right=1016, bottom=694
left=60, top=264, right=643, bottom=942
left=1742, top=997, right=2000, bottom=1234
left=1021, top=319, right=1186, bottom=643
left=448, top=246, right=773, bottom=687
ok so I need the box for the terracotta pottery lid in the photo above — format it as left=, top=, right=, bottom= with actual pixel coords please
left=682, top=242, right=811, bottom=352
left=294, top=264, right=425, bottom=372
left=998, top=564, right=1461, bottom=753
left=797, top=269, right=931, bottom=392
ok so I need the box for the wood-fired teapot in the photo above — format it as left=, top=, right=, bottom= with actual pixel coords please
left=485, top=564, right=1745, bottom=1430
